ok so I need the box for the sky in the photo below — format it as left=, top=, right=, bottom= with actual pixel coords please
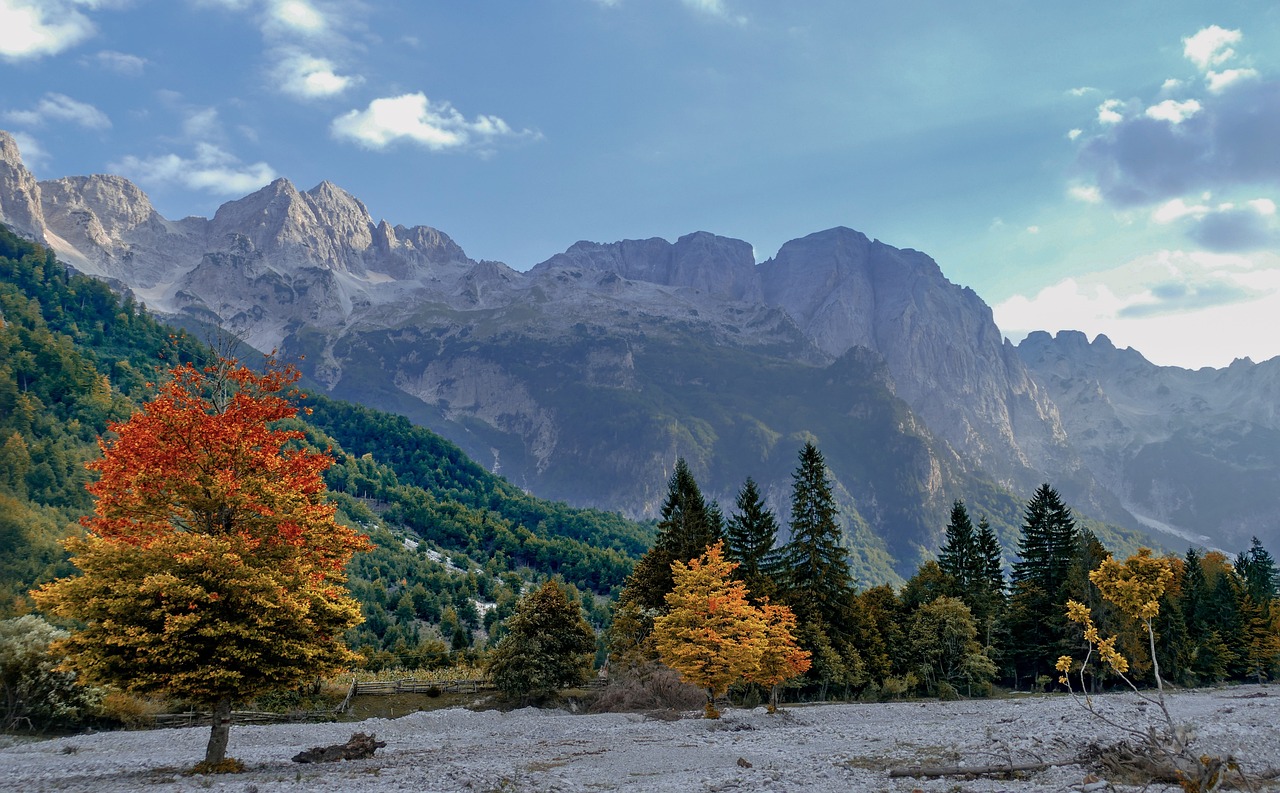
left=3, top=1, right=1280, bottom=369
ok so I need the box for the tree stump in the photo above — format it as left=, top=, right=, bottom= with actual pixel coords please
left=292, top=732, right=387, bottom=763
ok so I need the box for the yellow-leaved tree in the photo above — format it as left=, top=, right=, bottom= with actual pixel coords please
left=35, top=355, right=369, bottom=771
left=746, top=599, right=811, bottom=713
left=652, top=542, right=808, bottom=718
left=1058, top=548, right=1247, bottom=792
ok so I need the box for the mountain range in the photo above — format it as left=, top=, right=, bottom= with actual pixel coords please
left=3, top=129, right=1275, bottom=580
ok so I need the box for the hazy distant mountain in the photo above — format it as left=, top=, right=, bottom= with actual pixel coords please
left=1018, top=330, right=1280, bottom=551
left=9, top=128, right=1272, bottom=577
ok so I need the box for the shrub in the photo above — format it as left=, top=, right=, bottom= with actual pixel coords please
left=0, top=615, right=102, bottom=731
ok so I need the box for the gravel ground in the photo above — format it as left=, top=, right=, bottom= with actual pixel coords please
left=2, top=686, right=1277, bottom=792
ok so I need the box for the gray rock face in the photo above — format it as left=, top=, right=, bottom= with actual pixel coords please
left=0, top=131, right=46, bottom=241
left=1019, top=331, right=1280, bottom=549
left=758, top=227, right=1079, bottom=491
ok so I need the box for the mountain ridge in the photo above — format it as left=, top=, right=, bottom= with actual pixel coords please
left=4, top=128, right=1273, bottom=563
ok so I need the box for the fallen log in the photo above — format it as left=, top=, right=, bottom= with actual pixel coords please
left=292, top=732, right=387, bottom=764
left=888, top=758, right=1077, bottom=779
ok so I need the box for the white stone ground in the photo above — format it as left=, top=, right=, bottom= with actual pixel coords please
left=2, top=686, right=1277, bottom=792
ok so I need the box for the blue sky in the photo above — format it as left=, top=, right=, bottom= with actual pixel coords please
left=3, top=1, right=1280, bottom=368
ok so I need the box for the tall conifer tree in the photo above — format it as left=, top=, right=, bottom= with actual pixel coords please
left=724, top=477, right=781, bottom=601
left=1006, top=483, right=1079, bottom=686
left=938, top=500, right=979, bottom=595
left=609, top=458, right=720, bottom=666
left=780, top=442, right=851, bottom=628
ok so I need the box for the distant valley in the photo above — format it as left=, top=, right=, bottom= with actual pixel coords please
left=3, top=128, right=1275, bottom=581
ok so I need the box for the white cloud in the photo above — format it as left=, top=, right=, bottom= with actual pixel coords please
left=1068, top=184, right=1102, bottom=203
left=111, top=142, right=278, bottom=195
left=1097, top=99, right=1124, bottom=125
left=182, top=107, right=222, bottom=139
left=1248, top=198, right=1276, bottom=216
left=1183, top=25, right=1241, bottom=71
left=0, top=0, right=99, bottom=61
left=1152, top=198, right=1210, bottom=224
left=1205, top=68, right=1258, bottom=93
left=267, top=0, right=328, bottom=35
left=331, top=92, right=535, bottom=152
left=5, top=92, right=111, bottom=129
left=274, top=50, right=358, bottom=99
left=87, top=49, right=146, bottom=75
left=995, top=249, right=1280, bottom=367
left=1161, top=78, right=1184, bottom=92
left=1067, top=128, right=1082, bottom=141
left=1067, top=87, right=1096, bottom=97
left=1144, top=98, right=1201, bottom=124
left=680, top=0, right=746, bottom=23
left=8, top=131, right=49, bottom=168
left=1026, top=226, right=1041, bottom=235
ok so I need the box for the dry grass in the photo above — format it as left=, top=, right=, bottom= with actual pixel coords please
left=589, top=667, right=706, bottom=715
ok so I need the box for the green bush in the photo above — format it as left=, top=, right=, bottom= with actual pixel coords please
left=0, top=615, right=101, bottom=730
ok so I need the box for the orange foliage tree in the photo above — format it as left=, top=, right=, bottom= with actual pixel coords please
left=652, top=542, right=808, bottom=717
left=35, top=355, right=369, bottom=769
left=747, top=599, right=811, bottom=713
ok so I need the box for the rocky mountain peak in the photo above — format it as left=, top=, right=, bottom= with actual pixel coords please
left=0, top=130, right=46, bottom=240
left=532, top=231, right=760, bottom=302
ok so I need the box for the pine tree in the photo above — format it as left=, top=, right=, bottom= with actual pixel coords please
left=972, top=516, right=1005, bottom=645
left=1012, top=483, right=1078, bottom=594
left=777, top=442, right=857, bottom=692
left=608, top=458, right=720, bottom=667
left=1236, top=537, right=1279, bottom=621
left=1006, top=483, right=1079, bottom=687
left=937, top=500, right=979, bottom=594
left=723, top=477, right=781, bottom=601
left=780, top=442, right=851, bottom=627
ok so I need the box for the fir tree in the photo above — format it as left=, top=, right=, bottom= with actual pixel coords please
left=779, top=442, right=852, bottom=629
left=608, top=458, right=720, bottom=667
left=723, top=477, right=781, bottom=601
left=937, top=500, right=979, bottom=594
left=1236, top=537, right=1278, bottom=620
left=777, top=443, right=857, bottom=692
left=1011, top=483, right=1078, bottom=594
left=1006, top=483, right=1079, bottom=687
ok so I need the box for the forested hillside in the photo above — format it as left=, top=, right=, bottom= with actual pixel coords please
left=0, top=225, right=651, bottom=664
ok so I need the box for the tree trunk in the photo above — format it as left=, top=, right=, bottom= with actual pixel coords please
left=204, top=697, right=233, bottom=766
left=767, top=684, right=779, bottom=714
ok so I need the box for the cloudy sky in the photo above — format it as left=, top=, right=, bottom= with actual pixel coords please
left=3, top=1, right=1279, bottom=368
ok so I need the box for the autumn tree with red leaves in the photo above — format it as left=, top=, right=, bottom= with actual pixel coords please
left=35, top=355, right=369, bottom=770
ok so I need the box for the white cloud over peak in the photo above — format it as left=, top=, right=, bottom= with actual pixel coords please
left=111, top=142, right=277, bottom=195
left=5, top=93, right=111, bottom=129
left=274, top=51, right=358, bottom=99
left=1144, top=98, right=1201, bottom=124
left=994, top=249, right=1280, bottom=367
left=8, top=131, right=49, bottom=168
left=1183, top=25, right=1241, bottom=71
left=0, top=0, right=98, bottom=61
left=331, top=93, right=535, bottom=152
